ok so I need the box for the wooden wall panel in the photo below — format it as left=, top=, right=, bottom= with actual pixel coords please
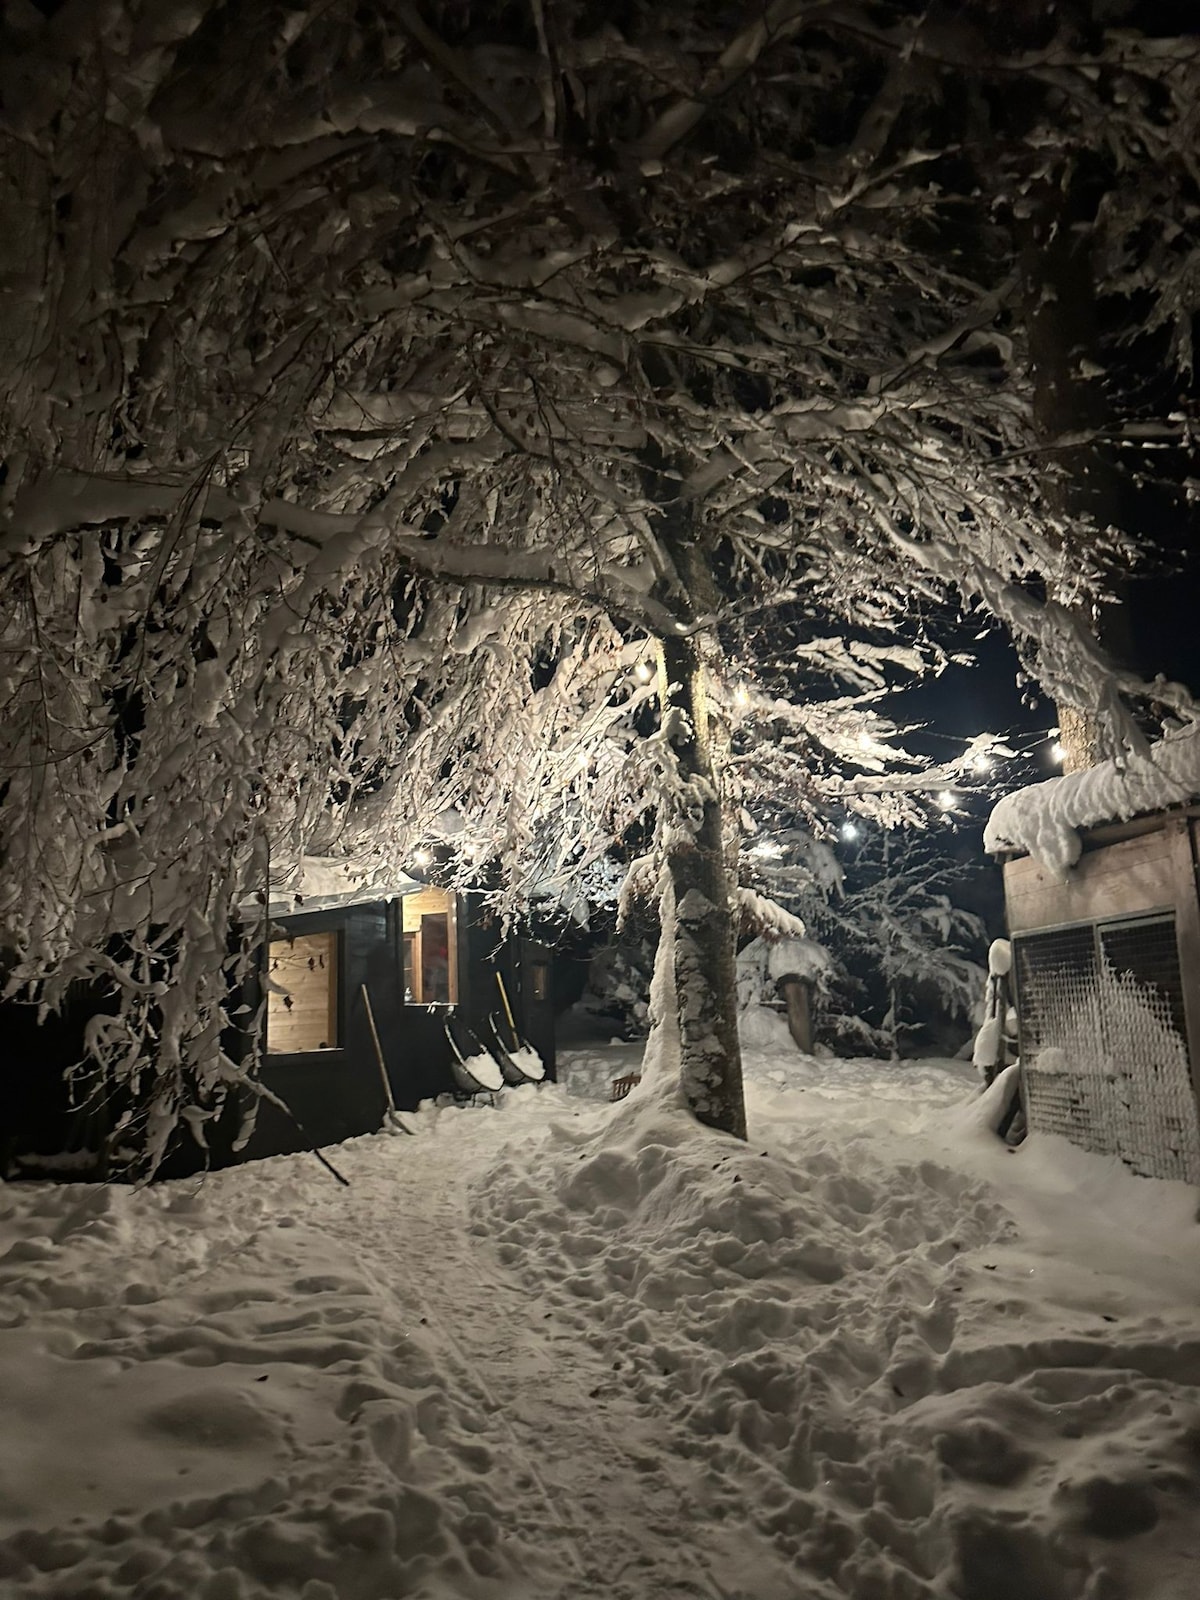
left=267, top=931, right=338, bottom=1053
left=1003, top=829, right=1176, bottom=933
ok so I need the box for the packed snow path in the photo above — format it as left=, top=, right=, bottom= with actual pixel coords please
left=323, top=1120, right=746, bottom=1600
left=1, top=1049, right=1199, bottom=1600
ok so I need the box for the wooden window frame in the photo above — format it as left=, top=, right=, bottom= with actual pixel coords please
left=400, top=888, right=459, bottom=1006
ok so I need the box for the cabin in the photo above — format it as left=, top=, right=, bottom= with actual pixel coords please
left=987, top=740, right=1200, bottom=1187
left=1, top=872, right=556, bottom=1179
left=235, top=878, right=557, bottom=1162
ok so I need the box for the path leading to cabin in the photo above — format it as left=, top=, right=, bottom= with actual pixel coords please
left=321, top=1103, right=739, bottom=1600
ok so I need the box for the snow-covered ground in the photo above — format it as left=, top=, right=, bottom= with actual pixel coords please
left=2, top=1037, right=1198, bottom=1600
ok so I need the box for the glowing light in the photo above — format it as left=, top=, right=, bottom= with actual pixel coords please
left=734, top=684, right=750, bottom=708
left=970, top=753, right=992, bottom=774
left=856, top=731, right=873, bottom=750
left=936, top=790, right=956, bottom=812
left=1050, top=741, right=1066, bottom=763
left=413, top=849, right=432, bottom=867
left=635, top=661, right=653, bottom=683
left=840, top=822, right=859, bottom=842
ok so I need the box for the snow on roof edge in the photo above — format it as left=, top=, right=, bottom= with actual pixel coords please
left=984, top=723, right=1200, bottom=878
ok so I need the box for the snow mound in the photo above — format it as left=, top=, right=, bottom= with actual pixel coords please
left=2, top=1052, right=1198, bottom=1600
left=476, top=1059, right=1200, bottom=1600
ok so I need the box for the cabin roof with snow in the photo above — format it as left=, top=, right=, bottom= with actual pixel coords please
left=984, top=724, right=1200, bottom=876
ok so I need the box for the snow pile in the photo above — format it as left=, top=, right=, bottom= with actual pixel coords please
left=479, top=1059, right=1200, bottom=1600
left=985, top=723, right=1200, bottom=875
left=557, top=1040, right=647, bottom=1101
left=2, top=1051, right=1198, bottom=1600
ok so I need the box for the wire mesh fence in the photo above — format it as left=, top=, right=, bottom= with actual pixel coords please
left=1014, top=913, right=1200, bottom=1185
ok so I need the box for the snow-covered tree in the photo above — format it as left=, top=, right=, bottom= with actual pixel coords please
left=1, top=1, right=1196, bottom=1170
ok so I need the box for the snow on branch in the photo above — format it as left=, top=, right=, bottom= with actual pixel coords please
left=736, top=886, right=808, bottom=942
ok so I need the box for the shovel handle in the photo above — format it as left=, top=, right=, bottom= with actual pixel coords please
left=361, top=983, right=397, bottom=1114
left=495, top=971, right=519, bottom=1047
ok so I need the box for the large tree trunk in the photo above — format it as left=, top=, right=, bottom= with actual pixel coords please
left=1018, top=167, right=1136, bottom=773
left=652, top=508, right=746, bottom=1141
left=656, top=624, right=747, bottom=1140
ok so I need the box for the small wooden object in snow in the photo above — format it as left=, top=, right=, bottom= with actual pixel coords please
left=611, top=1074, right=642, bottom=1102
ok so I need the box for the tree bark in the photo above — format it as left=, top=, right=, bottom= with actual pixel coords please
left=654, top=525, right=747, bottom=1141
left=1018, top=169, right=1136, bottom=773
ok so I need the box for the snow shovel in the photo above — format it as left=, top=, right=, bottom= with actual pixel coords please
left=487, top=1015, right=546, bottom=1085
left=360, top=983, right=417, bottom=1134
left=492, top=972, right=547, bottom=1084
left=443, top=1015, right=504, bottom=1102
left=495, top=971, right=521, bottom=1050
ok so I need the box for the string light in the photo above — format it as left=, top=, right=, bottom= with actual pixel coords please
left=734, top=684, right=750, bottom=708
left=840, top=821, right=859, bottom=841
left=413, top=849, right=432, bottom=868
left=1050, top=741, right=1066, bottom=764
left=936, top=790, right=956, bottom=811
left=634, top=661, right=653, bottom=683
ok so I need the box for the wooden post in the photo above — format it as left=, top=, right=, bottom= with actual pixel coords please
left=776, top=975, right=814, bottom=1054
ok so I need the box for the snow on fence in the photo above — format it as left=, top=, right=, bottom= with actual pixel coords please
left=1013, top=912, right=1200, bottom=1186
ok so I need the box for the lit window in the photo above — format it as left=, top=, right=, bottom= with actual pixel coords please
left=401, top=887, right=458, bottom=1005
left=267, top=931, right=339, bottom=1053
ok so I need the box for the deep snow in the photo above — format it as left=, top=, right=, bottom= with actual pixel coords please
left=1, top=1037, right=1198, bottom=1600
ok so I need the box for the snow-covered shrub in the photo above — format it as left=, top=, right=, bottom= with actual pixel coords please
left=745, top=831, right=990, bottom=1057
left=578, top=935, right=656, bottom=1040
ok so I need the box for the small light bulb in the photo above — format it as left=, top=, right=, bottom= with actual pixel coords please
left=936, top=790, right=956, bottom=811
left=635, top=661, right=653, bottom=683
left=971, top=753, right=991, bottom=773
left=413, top=849, right=432, bottom=867
left=841, top=822, right=859, bottom=842
left=734, top=684, right=750, bottom=708
left=1050, top=741, right=1066, bottom=763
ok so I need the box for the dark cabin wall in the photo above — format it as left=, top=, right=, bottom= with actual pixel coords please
left=0, top=979, right=121, bottom=1176
left=458, top=899, right=557, bottom=1080
left=216, top=903, right=390, bottom=1165
left=232, top=897, right=484, bottom=1151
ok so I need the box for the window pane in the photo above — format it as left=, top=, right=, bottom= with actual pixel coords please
left=421, top=914, right=451, bottom=1004
left=267, top=932, right=339, bottom=1052
left=400, top=888, right=457, bottom=1004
